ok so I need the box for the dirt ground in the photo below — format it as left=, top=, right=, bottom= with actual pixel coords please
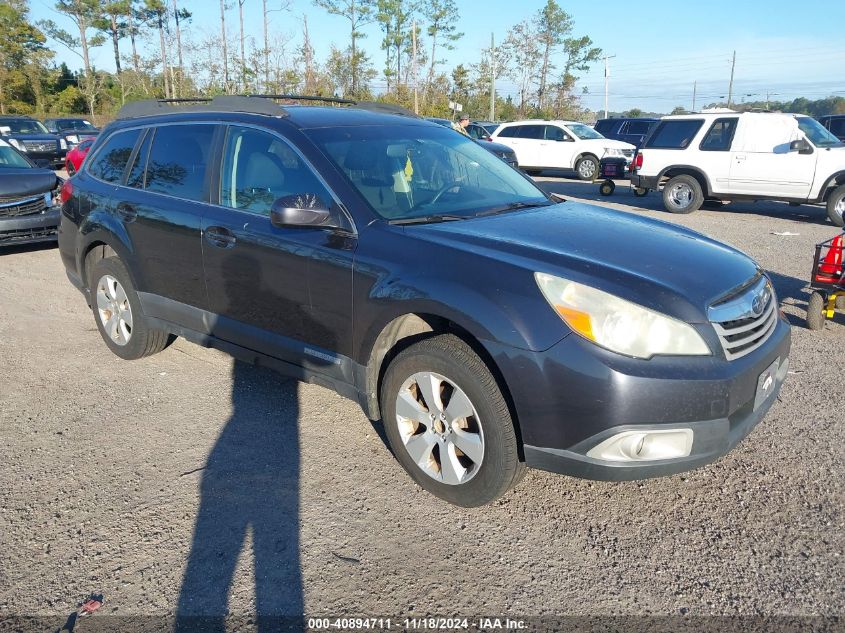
left=0, top=178, right=842, bottom=627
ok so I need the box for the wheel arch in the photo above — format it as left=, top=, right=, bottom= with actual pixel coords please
left=77, top=220, right=136, bottom=292
left=572, top=151, right=599, bottom=170
left=659, top=165, right=712, bottom=196
left=818, top=171, right=845, bottom=202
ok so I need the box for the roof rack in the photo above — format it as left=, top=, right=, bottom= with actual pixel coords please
left=116, top=93, right=419, bottom=120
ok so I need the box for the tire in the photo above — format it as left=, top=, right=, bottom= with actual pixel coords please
left=88, top=256, right=171, bottom=360
left=599, top=180, right=615, bottom=196
left=380, top=334, right=524, bottom=507
left=826, top=184, right=845, bottom=227
left=66, top=162, right=76, bottom=176
left=574, top=155, right=598, bottom=181
left=662, top=174, right=704, bottom=214
left=806, top=291, right=826, bottom=331
left=633, top=187, right=648, bottom=198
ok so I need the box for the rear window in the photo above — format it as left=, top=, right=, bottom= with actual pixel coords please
left=593, top=120, right=614, bottom=134
left=624, top=121, right=653, bottom=135
left=87, top=128, right=141, bottom=183
left=645, top=119, right=704, bottom=149
left=828, top=118, right=845, bottom=138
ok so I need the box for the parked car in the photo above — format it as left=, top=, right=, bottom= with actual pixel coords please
left=491, top=120, right=635, bottom=180
left=43, top=117, right=100, bottom=147
left=0, top=138, right=62, bottom=246
left=593, top=117, right=658, bottom=149
left=818, top=114, right=845, bottom=142
left=424, top=116, right=518, bottom=168
left=466, top=123, right=492, bottom=140
left=60, top=96, right=790, bottom=506
left=631, top=112, right=845, bottom=225
left=0, top=115, right=67, bottom=169
left=473, top=121, right=502, bottom=136
left=64, top=137, right=96, bottom=176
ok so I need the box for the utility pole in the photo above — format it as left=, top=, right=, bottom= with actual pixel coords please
left=263, top=0, right=269, bottom=91
left=692, top=80, right=697, bottom=112
left=489, top=33, right=496, bottom=121
left=727, top=50, right=736, bottom=108
left=220, top=0, right=229, bottom=93
left=765, top=91, right=780, bottom=110
left=603, top=54, right=616, bottom=119
left=412, top=19, right=418, bottom=114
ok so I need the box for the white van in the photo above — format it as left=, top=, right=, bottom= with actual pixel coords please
left=491, top=120, right=635, bottom=180
left=632, top=112, right=845, bottom=225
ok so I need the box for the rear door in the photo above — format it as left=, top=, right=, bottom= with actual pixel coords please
left=729, top=114, right=817, bottom=198
left=493, top=125, right=532, bottom=166
left=695, top=117, right=738, bottom=194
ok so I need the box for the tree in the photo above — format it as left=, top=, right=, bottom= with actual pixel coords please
left=219, top=0, right=229, bottom=92
left=421, top=0, right=460, bottom=103
left=670, top=106, right=687, bottom=115
left=314, top=0, right=376, bottom=96
left=534, top=0, right=571, bottom=110
left=625, top=108, right=643, bottom=118
left=171, top=0, right=191, bottom=96
left=141, top=0, right=171, bottom=98
left=94, top=1, right=130, bottom=76
left=0, top=0, right=50, bottom=114
left=503, top=20, right=540, bottom=116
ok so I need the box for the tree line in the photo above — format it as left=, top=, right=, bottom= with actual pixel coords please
left=0, top=0, right=603, bottom=121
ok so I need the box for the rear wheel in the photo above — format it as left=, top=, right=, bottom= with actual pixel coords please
left=380, top=334, right=524, bottom=507
left=633, top=187, right=648, bottom=197
left=826, top=184, right=845, bottom=227
left=806, top=291, right=826, bottom=330
left=575, top=155, right=598, bottom=181
left=599, top=180, right=615, bottom=196
left=89, top=257, right=172, bottom=360
left=663, top=174, right=704, bottom=214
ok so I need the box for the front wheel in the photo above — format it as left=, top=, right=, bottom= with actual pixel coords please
left=662, top=174, right=704, bottom=214
left=806, top=291, right=827, bottom=330
left=826, top=184, right=845, bottom=227
left=574, top=155, right=598, bottom=181
left=380, top=334, right=524, bottom=507
left=599, top=180, right=615, bottom=196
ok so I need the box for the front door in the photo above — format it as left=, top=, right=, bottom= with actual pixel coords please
left=201, top=124, right=356, bottom=374
left=536, top=124, right=576, bottom=170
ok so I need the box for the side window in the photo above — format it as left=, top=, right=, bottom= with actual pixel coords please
left=829, top=118, right=845, bottom=139
left=519, top=125, right=545, bottom=140
left=87, top=128, right=141, bottom=183
left=220, top=126, right=332, bottom=217
left=144, top=124, right=215, bottom=201
left=625, top=121, right=652, bottom=136
left=700, top=118, right=739, bottom=151
left=593, top=120, right=611, bottom=135
left=497, top=126, right=520, bottom=138
left=644, top=120, right=704, bottom=149
left=544, top=126, right=566, bottom=141
left=125, top=129, right=152, bottom=189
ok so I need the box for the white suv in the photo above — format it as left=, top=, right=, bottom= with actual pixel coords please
left=490, top=120, right=635, bottom=180
left=632, top=112, right=845, bottom=226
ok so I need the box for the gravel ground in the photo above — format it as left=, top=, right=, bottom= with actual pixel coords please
left=0, top=178, right=842, bottom=626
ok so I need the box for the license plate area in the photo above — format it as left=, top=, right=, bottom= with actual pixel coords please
left=753, top=357, right=779, bottom=411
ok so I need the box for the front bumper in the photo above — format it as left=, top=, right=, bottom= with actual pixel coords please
left=485, top=316, right=791, bottom=481
left=0, top=208, right=60, bottom=245
left=24, top=152, right=66, bottom=170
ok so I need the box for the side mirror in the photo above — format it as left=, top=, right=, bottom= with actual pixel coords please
left=270, top=194, right=333, bottom=229
left=790, top=139, right=813, bottom=155
left=559, top=135, right=572, bottom=142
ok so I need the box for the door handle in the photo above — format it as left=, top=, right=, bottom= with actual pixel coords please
left=204, top=225, right=236, bottom=248
left=735, top=154, right=746, bottom=162
left=115, top=202, right=137, bottom=223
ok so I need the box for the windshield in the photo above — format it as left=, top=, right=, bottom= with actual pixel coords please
left=57, top=119, right=97, bottom=131
left=797, top=117, right=842, bottom=148
left=308, top=124, right=548, bottom=221
left=567, top=123, right=604, bottom=140
left=0, top=146, right=31, bottom=169
left=0, top=119, right=49, bottom=135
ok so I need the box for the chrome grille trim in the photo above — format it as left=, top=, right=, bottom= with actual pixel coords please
left=22, top=140, right=57, bottom=153
left=709, top=277, right=778, bottom=361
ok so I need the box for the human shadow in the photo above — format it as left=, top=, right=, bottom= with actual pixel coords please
left=175, top=361, right=303, bottom=632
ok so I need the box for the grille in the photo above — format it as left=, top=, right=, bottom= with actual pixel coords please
left=22, top=140, right=57, bottom=153
left=0, top=226, right=57, bottom=243
left=709, top=277, right=778, bottom=361
left=0, top=195, right=47, bottom=218
left=621, top=149, right=635, bottom=158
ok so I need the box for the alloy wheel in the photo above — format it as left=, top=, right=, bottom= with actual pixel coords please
left=96, top=275, right=133, bottom=346
left=669, top=182, right=693, bottom=208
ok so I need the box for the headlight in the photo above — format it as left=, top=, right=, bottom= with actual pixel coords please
left=67, top=135, right=78, bottom=144
left=604, top=147, right=624, bottom=157
left=60, top=139, right=68, bottom=150
left=535, top=273, right=711, bottom=359
left=9, top=139, right=25, bottom=151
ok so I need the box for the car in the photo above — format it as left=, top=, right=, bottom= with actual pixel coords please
left=64, top=137, right=96, bottom=176
left=490, top=120, right=635, bottom=180
left=43, top=117, right=100, bottom=147
left=631, top=112, right=845, bottom=225
left=0, top=115, right=67, bottom=169
left=59, top=96, right=790, bottom=507
left=424, top=117, right=518, bottom=168
left=0, top=138, right=62, bottom=246
left=593, top=117, right=658, bottom=149
left=818, top=114, right=845, bottom=142
left=473, top=121, right=502, bottom=136
left=466, top=123, right=491, bottom=140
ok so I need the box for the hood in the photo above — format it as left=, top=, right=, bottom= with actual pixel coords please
left=0, top=168, right=58, bottom=197
left=410, top=203, right=760, bottom=323
left=581, top=138, right=636, bottom=151
left=483, top=140, right=515, bottom=155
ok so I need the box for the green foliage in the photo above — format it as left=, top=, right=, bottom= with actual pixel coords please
left=52, top=84, right=86, bottom=112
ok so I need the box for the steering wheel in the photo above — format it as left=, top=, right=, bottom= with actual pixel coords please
left=430, top=180, right=464, bottom=205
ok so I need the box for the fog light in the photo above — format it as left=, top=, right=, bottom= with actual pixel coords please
left=586, top=428, right=693, bottom=462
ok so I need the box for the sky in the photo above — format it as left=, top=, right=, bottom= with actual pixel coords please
left=28, top=0, right=845, bottom=114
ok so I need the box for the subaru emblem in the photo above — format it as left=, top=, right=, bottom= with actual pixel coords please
left=751, top=292, right=764, bottom=316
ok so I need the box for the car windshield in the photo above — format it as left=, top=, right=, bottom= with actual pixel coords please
left=567, top=123, right=604, bottom=140
left=0, top=119, right=49, bottom=135
left=0, top=146, right=31, bottom=169
left=308, top=124, right=549, bottom=221
left=797, top=117, right=842, bottom=148
left=57, top=119, right=97, bottom=131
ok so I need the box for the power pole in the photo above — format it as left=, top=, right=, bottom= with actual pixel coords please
left=220, top=0, right=229, bottom=93
left=692, top=80, right=697, bottom=112
left=603, top=54, right=616, bottom=119
left=412, top=19, right=418, bottom=114
left=489, top=33, right=495, bottom=122
left=263, top=0, right=269, bottom=91
left=727, top=50, right=736, bottom=108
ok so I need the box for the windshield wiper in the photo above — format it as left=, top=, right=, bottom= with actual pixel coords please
left=388, top=214, right=467, bottom=225
left=474, top=200, right=553, bottom=218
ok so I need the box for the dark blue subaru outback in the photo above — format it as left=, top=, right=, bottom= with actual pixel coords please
left=58, top=96, right=790, bottom=506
